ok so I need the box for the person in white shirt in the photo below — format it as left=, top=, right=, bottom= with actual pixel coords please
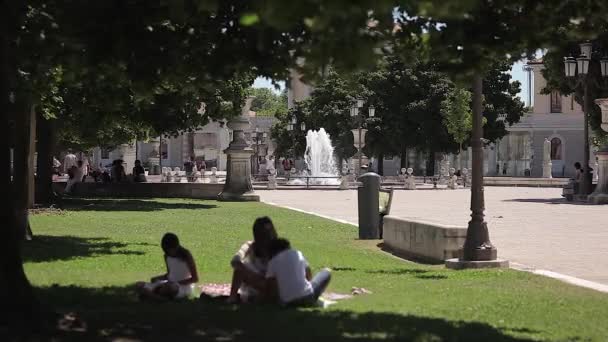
left=265, top=238, right=331, bottom=306
left=136, top=233, right=199, bottom=301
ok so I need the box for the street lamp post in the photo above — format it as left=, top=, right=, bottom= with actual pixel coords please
left=446, top=75, right=508, bottom=269
left=350, top=99, right=375, bottom=176
left=563, top=43, right=608, bottom=197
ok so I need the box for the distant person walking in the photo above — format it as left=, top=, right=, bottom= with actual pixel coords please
left=65, top=160, right=85, bottom=193
left=63, top=151, right=77, bottom=175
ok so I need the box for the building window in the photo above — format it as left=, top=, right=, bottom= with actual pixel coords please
left=550, top=137, right=562, bottom=160
left=100, top=148, right=110, bottom=159
left=550, top=90, right=562, bottom=113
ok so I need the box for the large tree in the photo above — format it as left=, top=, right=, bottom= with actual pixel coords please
left=4, top=0, right=608, bottom=334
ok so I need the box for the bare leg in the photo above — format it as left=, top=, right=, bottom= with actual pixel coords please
left=228, top=266, right=266, bottom=303
left=228, top=269, right=243, bottom=303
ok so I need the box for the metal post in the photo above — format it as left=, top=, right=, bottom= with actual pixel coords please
left=158, top=136, right=162, bottom=171
left=462, top=75, right=497, bottom=261
left=358, top=125, right=362, bottom=176
left=581, top=80, right=592, bottom=195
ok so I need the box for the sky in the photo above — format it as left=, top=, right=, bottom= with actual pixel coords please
left=253, top=61, right=532, bottom=106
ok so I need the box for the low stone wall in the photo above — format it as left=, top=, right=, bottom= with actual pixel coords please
left=53, top=182, right=223, bottom=200
left=483, top=177, right=569, bottom=187
left=382, top=216, right=467, bottom=263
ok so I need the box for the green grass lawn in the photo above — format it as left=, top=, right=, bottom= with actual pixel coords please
left=25, top=198, right=608, bottom=341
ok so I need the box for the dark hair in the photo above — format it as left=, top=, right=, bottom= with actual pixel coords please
left=574, top=162, right=581, bottom=169
left=135, top=159, right=141, bottom=164
left=269, top=238, right=291, bottom=258
left=161, top=233, right=189, bottom=261
left=252, top=216, right=278, bottom=258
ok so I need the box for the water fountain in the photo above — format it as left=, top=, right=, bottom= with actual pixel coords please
left=289, top=128, right=340, bottom=185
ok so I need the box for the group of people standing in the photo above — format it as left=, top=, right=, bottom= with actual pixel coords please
left=135, top=217, right=332, bottom=307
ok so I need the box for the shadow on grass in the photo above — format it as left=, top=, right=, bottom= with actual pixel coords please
left=22, top=235, right=146, bottom=263
left=24, top=285, right=539, bottom=341
left=365, top=268, right=449, bottom=280
left=62, top=198, right=218, bottom=212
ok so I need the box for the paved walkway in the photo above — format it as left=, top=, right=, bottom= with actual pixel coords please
left=259, top=187, right=608, bottom=286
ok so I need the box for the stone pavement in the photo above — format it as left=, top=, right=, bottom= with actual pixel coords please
left=259, top=187, right=608, bottom=286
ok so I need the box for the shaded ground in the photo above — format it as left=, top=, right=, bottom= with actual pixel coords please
left=14, top=198, right=608, bottom=341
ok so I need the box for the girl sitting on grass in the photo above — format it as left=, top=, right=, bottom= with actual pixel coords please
left=136, top=233, right=199, bottom=301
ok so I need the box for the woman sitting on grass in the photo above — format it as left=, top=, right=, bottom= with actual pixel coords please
left=136, top=233, right=199, bottom=301
left=227, top=216, right=277, bottom=304
left=265, top=238, right=331, bottom=307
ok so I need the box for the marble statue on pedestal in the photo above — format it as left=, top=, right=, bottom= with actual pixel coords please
left=210, top=167, right=218, bottom=184
left=542, top=138, right=553, bottom=178
left=267, top=169, right=277, bottom=189
left=447, top=167, right=458, bottom=189
left=405, top=168, right=416, bottom=190
left=462, top=168, right=471, bottom=187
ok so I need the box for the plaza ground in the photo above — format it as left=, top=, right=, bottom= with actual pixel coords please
left=259, top=187, right=608, bottom=286
left=22, top=198, right=608, bottom=341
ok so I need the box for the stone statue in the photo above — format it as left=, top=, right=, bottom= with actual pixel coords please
left=267, top=169, right=277, bottom=189
left=210, top=167, right=218, bottom=184
left=447, top=167, right=458, bottom=189
left=405, top=167, right=416, bottom=190
left=462, top=168, right=471, bottom=187
left=542, top=138, right=552, bottom=178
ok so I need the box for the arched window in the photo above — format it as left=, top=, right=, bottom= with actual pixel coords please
left=550, top=137, right=562, bottom=160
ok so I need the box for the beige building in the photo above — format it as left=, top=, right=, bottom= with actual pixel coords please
left=492, top=60, right=586, bottom=178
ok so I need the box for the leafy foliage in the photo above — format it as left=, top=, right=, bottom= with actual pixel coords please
left=441, top=87, right=473, bottom=147
left=249, top=88, right=287, bottom=117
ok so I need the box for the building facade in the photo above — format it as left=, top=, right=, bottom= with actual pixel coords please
left=88, top=110, right=276, bottom=175
left=491, top=60, right=586, bottom=178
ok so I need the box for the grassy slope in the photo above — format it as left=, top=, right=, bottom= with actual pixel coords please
left=24, top=198, right=608, bottom=341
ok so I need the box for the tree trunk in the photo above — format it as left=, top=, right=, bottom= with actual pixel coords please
left=428, top=150, right=436, bottom=176
left=35, top=115, right=56, bottom=205
left=0, top=2, right=42, bottom=329
left=13, top=102, right=36, bottom=240
left=377, top=152, right=384, bottom=175
left=400, top=148, right=407, bottom=169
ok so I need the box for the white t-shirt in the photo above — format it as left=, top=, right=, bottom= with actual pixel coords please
left=266, top=249, right=313, bottom=303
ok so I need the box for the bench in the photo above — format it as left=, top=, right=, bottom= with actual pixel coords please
left=378, top=189, right=394, bottom=239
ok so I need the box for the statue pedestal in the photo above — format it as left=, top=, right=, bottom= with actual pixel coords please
left=542, top=161, right=552, bottom=178
left=218, top=101, right=259, bottom=202
left=589, top=149, right=608, bottom=204
left=218, top=149, right=259, bottom=201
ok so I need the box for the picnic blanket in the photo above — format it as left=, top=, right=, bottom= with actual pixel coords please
left=199, top=283, right=371, bottom=308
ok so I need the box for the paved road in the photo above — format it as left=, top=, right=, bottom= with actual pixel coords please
left=259, top=187, right=608, bottom=286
